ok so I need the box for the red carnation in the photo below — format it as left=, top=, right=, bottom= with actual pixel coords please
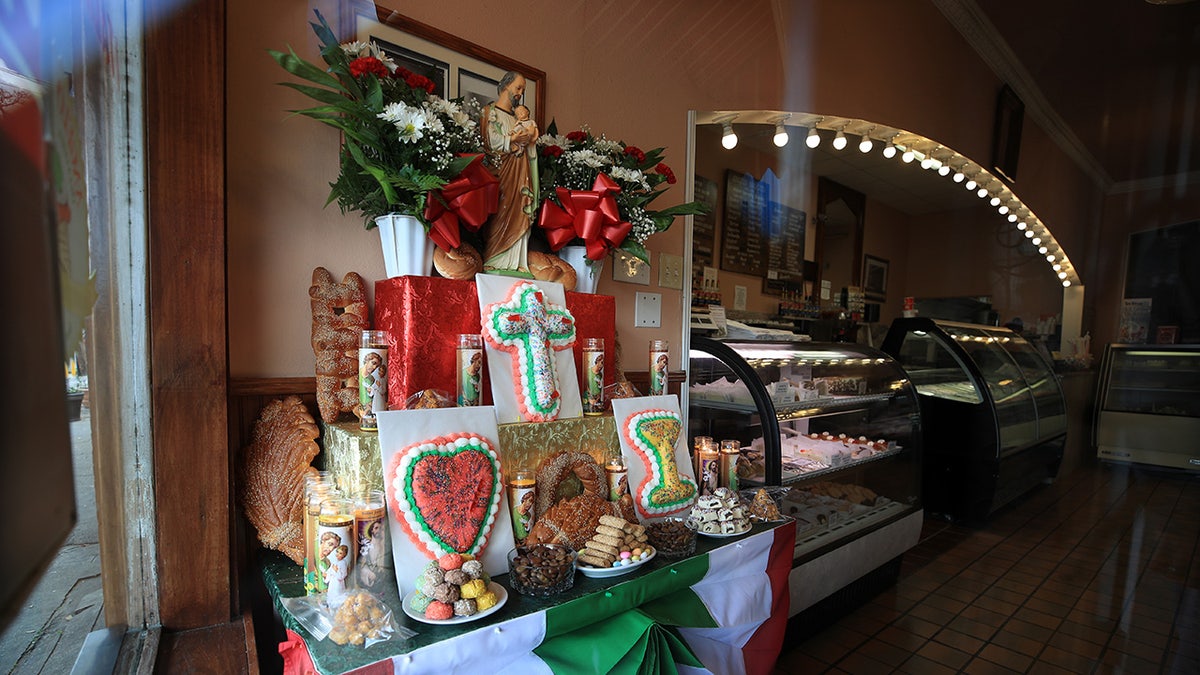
left=624, top=145, right=646, bottom=163
left=566, top=130, right=588, bottom=142
left=406, top=73, right=436, bottom=94
left=656, top=162, right=676, bottom=184
left=542, top=145, right=564, bottom=158
left=394, top=66, right=412, bottom=80
left=349, top=56, right=388, bottom=79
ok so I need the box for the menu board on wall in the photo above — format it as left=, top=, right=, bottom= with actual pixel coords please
left=692, top=175, right=718, bottom=268
left=720, top=170, right=767, bottom=276
left=766, top=203, right=806, bottom=283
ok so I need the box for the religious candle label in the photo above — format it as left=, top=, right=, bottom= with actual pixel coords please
left=606, top=462, right=629, bottom=501
left=316, top=514, right=355, bottom=603
left=507, top=479, right=536, bottom=543
left=358, top=333, right=388, bottom=430
left=457, top=334, right=483, bottom=407
left=583, top=338, right=605, bottom=415
left=699, top=450, right=719, bottom=496
left=354, top=506, right=390, bottom=591
left=649, top=341, right=669, bottom=396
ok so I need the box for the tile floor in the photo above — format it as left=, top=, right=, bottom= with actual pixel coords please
left=775, top=460, right=1199, bottom=674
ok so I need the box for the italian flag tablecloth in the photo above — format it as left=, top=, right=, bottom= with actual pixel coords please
left=343, top=524, right=794, bottom=675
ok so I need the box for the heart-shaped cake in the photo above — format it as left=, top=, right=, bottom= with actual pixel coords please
left=387, top=433, right=503, bottom=559
left=624, top=409, right=697, bottom=518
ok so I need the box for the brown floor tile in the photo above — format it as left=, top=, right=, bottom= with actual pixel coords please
left=908, top=602, right=958, bottom=627
left=1124, top=625, right=1171, bottom=650
left=1024, top=597, right=1074, bottom=618
left=1003, top=570, right=1045, bottom=586
left=1110, top=634, right=1168, bottom=663
left=961, top=605, right=1013, bottom=627
left=856, top=638, right=913, bottom=667
left=992, top=629, right=1048, bottom=658
left=1100, top=646, right=1161, bottom=673
left=977, top=643, right=1034, bottom=672
left=1002, top=617, right=1053, bottom=642
left=1032, top=587, right=1081, bottom=608
left=798, top=635, right=853, bottom=665
left=948, top=615, right=1000, bottom=641
left=832, top=651, right=892, bottom=675
left=1027, top=658, right=1077, bottom=674
left=916, top=640, right=972, bottom=670
left=1065, top=609, right=1117, bottom=631
left=923, top=593, right=968, bottom=615
left=893, top=614, right=940, bottom=639
left=1055, top=619, right=1110, bottom=646
left=897, top=654, right=958, bottom=675
left=1123, top=612, right=1173, bottom=637
left=945, top=576, right=993, bottom=595
left=1038, top=644, right=1098, bottom=672
left=1164, top=650, right=1200, bottom=675
left=961, top=657, right=1023, bottom=675
left=993, top=577, right=1037, bottom=596
left=1047, top=632, right=1104, bottom=660
left=876, top=626, right=928, bottom=652
left=974, top=595, right=1021, bottom=617
left=834, top=613, right=888, bottom=638
left=1014, top=606, right=1065, bottom=630
left=932, top=627, right=984, bottom=655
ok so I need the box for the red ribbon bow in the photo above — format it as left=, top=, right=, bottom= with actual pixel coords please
left=423, top=153, right=499, bottom=251
left=537, top=173, right=633, bottom=260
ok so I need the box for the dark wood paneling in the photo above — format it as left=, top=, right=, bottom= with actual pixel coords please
left=620, top=371, right=687, bottom=398
left=145, top=0, right=229, bottom=628
left=153, top=614, right=256, bottom=675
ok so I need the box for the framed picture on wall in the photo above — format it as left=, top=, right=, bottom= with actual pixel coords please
left=863, top=254, right=889, bottom=302
left=342, top=1, right=546, bottom=129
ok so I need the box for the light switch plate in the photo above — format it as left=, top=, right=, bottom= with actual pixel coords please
left=634, top=292, right=662, bottom=327
left=734, top=285, right=747, bottom=311
left=657, top=253, right=684, bottom=289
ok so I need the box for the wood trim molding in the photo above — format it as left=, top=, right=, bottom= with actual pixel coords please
left=144, top=0, right=230, bottom=629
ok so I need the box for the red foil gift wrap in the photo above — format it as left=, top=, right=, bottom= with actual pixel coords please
left=375, top=276, right=616, bottom=410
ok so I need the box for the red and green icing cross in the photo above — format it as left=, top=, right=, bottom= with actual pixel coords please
left=483, top=282, right=576, bottom=422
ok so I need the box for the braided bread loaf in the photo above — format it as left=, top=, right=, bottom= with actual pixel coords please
left=310, top=267, right=369, bottom=423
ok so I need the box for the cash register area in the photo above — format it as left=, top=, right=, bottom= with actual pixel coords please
left=773, top=460, right=1198, bottom=674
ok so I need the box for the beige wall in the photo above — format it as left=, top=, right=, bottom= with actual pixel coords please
left=227, top=0, right=1107, bottom=378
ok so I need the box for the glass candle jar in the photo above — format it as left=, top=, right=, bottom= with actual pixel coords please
left=303, top=478, right=336, bottom=594
left=605, top=453, right=629, bottom=501
left=719, top=439, right=741, bottom=492
left=698, top=438, right=720, bottom=497
left=507, top=468, right=537, bottom=544
left=316, top=496, right=356, bottom=604
left=354, top=490, right=390, bottom=591
left=692, top=436, right=713, bottom=486
left=582, top=338, right=605, bottom=415
left=457, top=334, right=483, bottom=407
left=359, top=330, right=388, bottom=431
left=648, top=339, right=669, bottom=396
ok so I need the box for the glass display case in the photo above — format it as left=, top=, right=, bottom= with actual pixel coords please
left=881, top=318, right=1066, bottom=522
left=688, top=336, right=924, bottom=615
left=1094, top=344, right=1200, bottom=470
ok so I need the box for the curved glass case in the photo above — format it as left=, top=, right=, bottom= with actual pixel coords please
left=688, top=337, right=923, bottom=576
left=882, top=318, right=1066, bottom=521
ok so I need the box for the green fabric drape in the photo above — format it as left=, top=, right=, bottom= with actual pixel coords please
left=535, top=608, right=703, bottom=675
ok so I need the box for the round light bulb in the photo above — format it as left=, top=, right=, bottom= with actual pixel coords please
left=882, top=143, right=897, bottom=158
left=773, top=124, right=789, bottom=147
left=832, top=130, right=847, bottom=150
left=1053, top=264, right=1061, bottom=271
left=938, top=164, right=951, bottom=176
left=1062, top=280, right=1071, bottom=287
left=1008, top=214, right=1018, bottom=222
left=721, top=123, right=737, bottom=149
left=989, top=196, right=1001, bottom=207
left=805, top=127, right=820, bottom=148
left=977, top=187, right=989, bottom=198
left=902, top=149, right=915, bottom=163
left=1017, top=222, right=1027, bottom=230
left=1058, top=271, right=1068, bottom=279
left=920, top=156, right=933, bottom=169
left=1046, top=254, right=1056, bottom=262
left=965, top=179, right=977, bottom=190
left=1038, top=246, right=1048, bottom=254
left=953, top=171, right=965, bottom=182
left=1025, top=230, right=1034, bottom=239
left=858, top=136, right=873, bottom=153
left=998, top=205, right=1009, bottom=214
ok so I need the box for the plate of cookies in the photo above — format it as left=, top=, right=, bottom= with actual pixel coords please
left=403, top=582, right=508, bottom=625
left=575, top=514, right=657, bottom=577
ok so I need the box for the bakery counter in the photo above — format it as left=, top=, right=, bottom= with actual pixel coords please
left=266, top=520, right=796, bottom=674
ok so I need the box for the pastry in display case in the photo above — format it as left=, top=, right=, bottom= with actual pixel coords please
left=1094, top=344, right=1200, bottom=471
left=687, top=336, right=924, bottom=615
left=881, top=317, right=1067, bottom=522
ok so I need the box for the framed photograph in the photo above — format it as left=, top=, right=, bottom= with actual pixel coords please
left=863, top=254, right=889, bottom=301
left=342, top=1, right=546, bottom=129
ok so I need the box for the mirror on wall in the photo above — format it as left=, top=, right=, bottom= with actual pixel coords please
left=685, top=110, right=1081, bottom=352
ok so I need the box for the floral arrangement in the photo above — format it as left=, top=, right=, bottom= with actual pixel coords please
left=269, top=11, right=494, bottom=244
left=535, top=124, right=707, bottom=264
